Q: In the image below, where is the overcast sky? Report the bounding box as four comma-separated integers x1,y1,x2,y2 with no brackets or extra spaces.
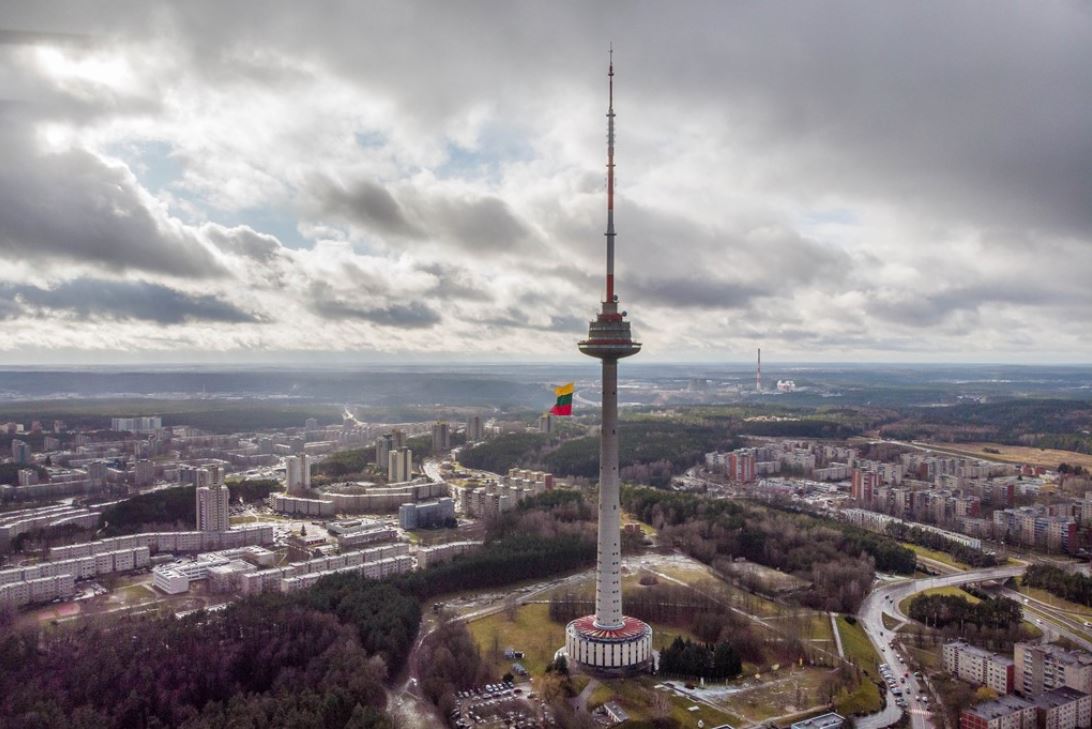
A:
1,1,1090,364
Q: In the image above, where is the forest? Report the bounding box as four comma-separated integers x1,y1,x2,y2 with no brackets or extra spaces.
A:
623,488,915,612
100,485,197,535
1022,563,1092,607
658,636,743,680
0,523,591,729
907,593,1023,630
884,522,1001,568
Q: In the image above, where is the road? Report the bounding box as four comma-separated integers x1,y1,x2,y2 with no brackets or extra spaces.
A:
856,565,1024,729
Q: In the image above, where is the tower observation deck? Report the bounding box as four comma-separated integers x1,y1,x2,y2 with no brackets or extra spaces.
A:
565,49,653,675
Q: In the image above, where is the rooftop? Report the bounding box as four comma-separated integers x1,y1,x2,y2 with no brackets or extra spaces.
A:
791,712,845,729
964,695,1035,720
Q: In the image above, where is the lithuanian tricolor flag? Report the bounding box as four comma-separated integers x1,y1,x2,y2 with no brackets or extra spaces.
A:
550,383,574,416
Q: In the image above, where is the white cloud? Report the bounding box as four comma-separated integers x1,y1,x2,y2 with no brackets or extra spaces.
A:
0,2,1090,362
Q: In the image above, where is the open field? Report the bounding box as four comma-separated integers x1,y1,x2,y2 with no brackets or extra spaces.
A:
468,602,565,677
717,667,833,722
591,675,742,728
904,543,970,571
836,617,880,680
922,441,1092,470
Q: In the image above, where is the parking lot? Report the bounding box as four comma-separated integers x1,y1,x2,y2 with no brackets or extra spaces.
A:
451,681,551,728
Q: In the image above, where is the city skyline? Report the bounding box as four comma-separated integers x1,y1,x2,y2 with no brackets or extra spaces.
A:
3,2,1092,364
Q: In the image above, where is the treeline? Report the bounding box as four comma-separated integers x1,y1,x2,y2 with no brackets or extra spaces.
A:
544,421,736,485
659,636,743,680
316,448,375,478
391,535,595,599
908,594,1022,631
0,594,393,729
1,522,597,727
417,620,491,717
623,488,915,612
1023,563,1092,607
884,522,1001,568
0,463,48,487
459,433,550,474
740,419,863,440
101,485,197,535
227,478,283,503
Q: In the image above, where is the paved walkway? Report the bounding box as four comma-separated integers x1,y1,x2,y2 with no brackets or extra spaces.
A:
829,612,845,658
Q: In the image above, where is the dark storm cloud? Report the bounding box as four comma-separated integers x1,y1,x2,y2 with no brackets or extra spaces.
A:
314,175,532,252
204,225,284,263
0,132,224,278
314,176,422,238
478,309,586,333
416,262,493,302
307,282,440,328
630,276,765,310
1,279,258,323
869,283,1092,328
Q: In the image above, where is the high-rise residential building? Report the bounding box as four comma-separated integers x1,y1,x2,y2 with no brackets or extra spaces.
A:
133,459,156,488
945,640,1015,694
284,455,311,495
1015,643,1092,697
304,417,319,430
431,421,450,453
466,415,484,442
196,480,230,532
11,439,30,465
110,416,163,433
388,447,412,483
1034,687,1092,729
538,414,553,434
391,428,406,450
961,695,1037,729
375,434,394,471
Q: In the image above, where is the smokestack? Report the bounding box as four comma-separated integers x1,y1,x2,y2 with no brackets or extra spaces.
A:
757,347,762,393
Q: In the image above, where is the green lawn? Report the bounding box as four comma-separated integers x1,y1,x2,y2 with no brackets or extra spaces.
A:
467,602,565,677
835,677,882,716
592,676,742,728
835,616,881,680
903,543,969,571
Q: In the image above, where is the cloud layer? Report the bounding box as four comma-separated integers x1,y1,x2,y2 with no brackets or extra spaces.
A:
0,2,1091,362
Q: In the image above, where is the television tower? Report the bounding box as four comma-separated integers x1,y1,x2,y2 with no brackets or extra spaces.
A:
565,48,653,674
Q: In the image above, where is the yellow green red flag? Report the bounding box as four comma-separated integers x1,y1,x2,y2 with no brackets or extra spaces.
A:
550,383,574,416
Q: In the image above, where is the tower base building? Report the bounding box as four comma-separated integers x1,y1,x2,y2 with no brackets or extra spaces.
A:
566,615,653,674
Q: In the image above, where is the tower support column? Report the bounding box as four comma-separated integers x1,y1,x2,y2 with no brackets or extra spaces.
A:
595,358,623,629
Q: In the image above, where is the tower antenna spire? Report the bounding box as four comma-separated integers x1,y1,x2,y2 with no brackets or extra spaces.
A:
605,44,616,304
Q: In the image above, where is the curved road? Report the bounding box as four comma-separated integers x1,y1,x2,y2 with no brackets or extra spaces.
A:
857,565,1024,729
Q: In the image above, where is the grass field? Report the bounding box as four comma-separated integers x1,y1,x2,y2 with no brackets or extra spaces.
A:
881,613,902,631
591,676,742,728
836,616,881,681
835,676,882,716
467,603,566,677
903,543,970,571
721,667,833,722
922,442,1092,471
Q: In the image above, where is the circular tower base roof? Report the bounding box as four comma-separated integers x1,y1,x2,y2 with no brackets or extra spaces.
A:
566,615,653,676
